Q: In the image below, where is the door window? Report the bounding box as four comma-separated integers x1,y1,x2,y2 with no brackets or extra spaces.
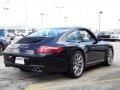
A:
66,30,83,42
80,31,95,42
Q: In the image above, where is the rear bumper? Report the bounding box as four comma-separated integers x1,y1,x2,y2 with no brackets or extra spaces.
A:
3,54,69,72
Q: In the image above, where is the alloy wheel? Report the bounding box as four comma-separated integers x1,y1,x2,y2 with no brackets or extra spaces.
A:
73,53,84,77
107,48,113,65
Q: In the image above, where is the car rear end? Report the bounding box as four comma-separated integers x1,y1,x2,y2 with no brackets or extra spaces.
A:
3,29,70,72
4,43,69,72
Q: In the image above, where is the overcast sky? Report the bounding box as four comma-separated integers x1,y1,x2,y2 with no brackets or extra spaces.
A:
0,0,120,31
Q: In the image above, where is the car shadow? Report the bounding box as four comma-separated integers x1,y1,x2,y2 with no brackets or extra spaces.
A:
85,63,107,72
17,63,109,83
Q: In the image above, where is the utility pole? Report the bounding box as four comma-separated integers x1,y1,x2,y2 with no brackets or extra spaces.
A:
55,6,64,25
98,11,103,32
25,0,28,27
40,13,44,29
64,16,68,26
3,0,10,29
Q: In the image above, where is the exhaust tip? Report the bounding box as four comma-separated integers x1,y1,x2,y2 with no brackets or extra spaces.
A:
32,66,42,72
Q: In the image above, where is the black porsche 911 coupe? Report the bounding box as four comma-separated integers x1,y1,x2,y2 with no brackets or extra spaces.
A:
3,27,114,78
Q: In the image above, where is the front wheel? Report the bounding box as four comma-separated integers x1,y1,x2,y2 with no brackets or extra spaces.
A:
66,51,84,78
104,48,114,66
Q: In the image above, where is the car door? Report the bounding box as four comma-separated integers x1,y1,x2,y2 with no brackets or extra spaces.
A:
79,30,106,65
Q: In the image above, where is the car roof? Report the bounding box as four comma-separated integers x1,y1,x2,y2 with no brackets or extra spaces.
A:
42,26,88,31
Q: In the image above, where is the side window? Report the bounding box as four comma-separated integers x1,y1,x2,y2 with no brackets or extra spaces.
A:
80,31,95,42
66,30,82,41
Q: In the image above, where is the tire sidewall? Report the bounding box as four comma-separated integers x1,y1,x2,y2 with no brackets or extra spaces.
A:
69,51,84,78
105,48,113,66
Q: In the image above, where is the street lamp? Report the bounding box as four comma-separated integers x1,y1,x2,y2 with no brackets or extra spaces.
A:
98,11,103,32
55,6,64,11
25,0,28,27
3,0,10,31
64,16,68,26
3,7,9,29
55,6,64,25
55,6,64,16
40,13,44,29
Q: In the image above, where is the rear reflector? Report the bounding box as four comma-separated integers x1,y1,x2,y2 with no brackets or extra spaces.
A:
35,46,64,53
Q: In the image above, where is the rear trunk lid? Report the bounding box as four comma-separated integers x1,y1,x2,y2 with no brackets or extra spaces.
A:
4,37,55,56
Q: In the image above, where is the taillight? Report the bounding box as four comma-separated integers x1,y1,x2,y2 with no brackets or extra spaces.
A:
35,46,64,53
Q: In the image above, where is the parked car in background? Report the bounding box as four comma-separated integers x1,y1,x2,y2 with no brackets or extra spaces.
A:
3,27,114,78
0,30,11,54
111,32,120,41
96,31,114,41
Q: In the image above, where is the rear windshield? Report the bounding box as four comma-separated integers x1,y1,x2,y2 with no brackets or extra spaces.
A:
27,28,68,37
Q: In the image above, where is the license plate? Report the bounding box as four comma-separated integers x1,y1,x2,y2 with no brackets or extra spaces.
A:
15,57,24,64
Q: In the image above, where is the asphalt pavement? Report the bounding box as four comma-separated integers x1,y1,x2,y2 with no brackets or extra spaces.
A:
0,42,120,90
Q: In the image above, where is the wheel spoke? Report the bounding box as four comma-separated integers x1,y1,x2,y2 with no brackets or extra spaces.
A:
76,66,81,74
78,57,83,64
74,68,78,75
73,65,77,70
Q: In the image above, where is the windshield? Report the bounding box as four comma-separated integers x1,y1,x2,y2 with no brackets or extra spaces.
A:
0,31,5,37
27,28,68,37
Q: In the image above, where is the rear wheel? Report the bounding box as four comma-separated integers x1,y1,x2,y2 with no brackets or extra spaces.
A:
66,51,84,78
104,48,113,66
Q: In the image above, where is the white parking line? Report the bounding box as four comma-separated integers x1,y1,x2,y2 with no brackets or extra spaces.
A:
25,77,120,90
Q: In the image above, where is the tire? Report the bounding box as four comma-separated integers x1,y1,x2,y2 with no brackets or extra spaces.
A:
0,44,4,55
104,48,114,66
65,51,85,78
